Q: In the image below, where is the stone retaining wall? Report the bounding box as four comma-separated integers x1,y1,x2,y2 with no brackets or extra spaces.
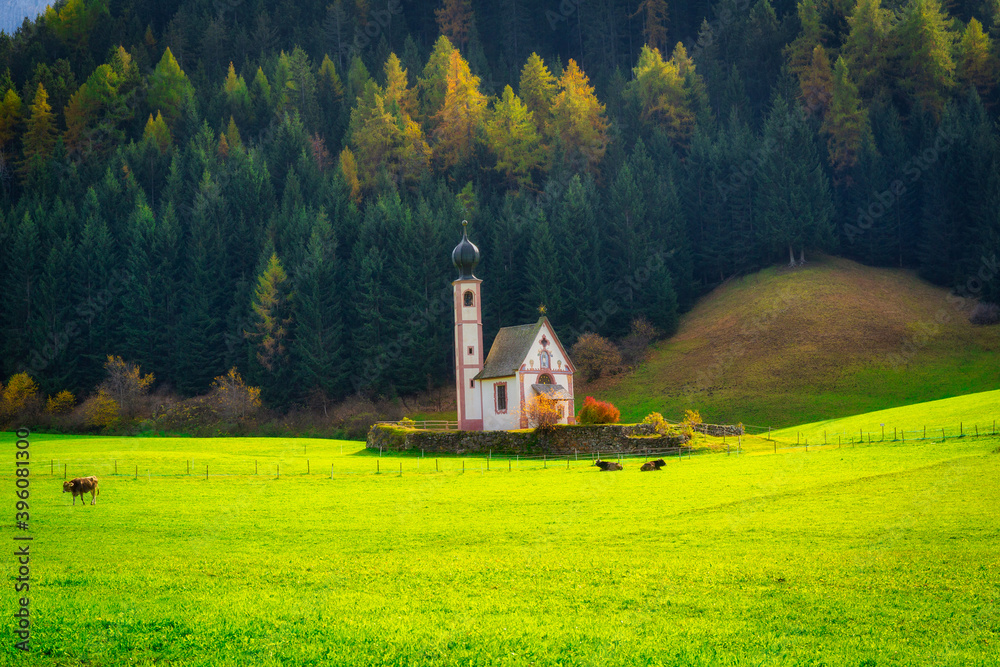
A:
367,422,690,456
693,423,744,437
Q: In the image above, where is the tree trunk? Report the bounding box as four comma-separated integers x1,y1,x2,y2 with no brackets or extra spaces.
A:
799,248,806,265
788,244,796,267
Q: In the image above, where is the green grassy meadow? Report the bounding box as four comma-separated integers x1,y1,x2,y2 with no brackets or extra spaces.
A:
2,430,999,665
771,388,1000,444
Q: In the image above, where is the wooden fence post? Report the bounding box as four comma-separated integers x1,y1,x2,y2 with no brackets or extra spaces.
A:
50,460,53,475
331,464,334,479
307,459,310,474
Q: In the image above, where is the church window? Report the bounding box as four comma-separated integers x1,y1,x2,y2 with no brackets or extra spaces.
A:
470,379,475,388
496,384,507,412
538,374,553,385
464,290,475,307
467,346,474,356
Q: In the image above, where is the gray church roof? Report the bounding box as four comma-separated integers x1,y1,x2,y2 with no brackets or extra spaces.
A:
473,318,546,381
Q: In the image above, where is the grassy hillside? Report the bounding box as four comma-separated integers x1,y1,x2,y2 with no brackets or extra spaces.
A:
581,256,1000,427
772,387,1000,444
2,431,998,665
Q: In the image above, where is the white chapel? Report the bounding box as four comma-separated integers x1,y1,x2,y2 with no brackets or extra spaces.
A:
451,221,576,431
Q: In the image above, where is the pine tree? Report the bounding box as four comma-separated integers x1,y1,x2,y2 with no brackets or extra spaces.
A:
484,85,546,187
292,212,347,404
526,210,564,321
755,96,836,265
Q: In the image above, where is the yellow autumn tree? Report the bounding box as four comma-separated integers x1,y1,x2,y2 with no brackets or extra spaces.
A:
484,85,546,187
0,88,21,150
221,61,252,124
348,79,431,189
18,84,57,183
435,0,474,51
433,49,488,170
46,390,76,415
799,44,834,116
525,393,560,431
626,45,694,148
383,52,418,119
211,367,262,421
247,254,293,372
0,373,41,420
821,56,874,178
142,111,172,153
339,146,362,202
549,59,609,173
956,18,997,101
318,53,344,104
100,355,154,419
633,0,669,52
417,36,457,127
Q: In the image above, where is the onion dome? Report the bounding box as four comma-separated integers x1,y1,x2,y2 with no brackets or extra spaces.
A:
451,220,480,279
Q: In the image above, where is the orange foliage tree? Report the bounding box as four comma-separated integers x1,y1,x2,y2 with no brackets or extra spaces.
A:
576,396,620,424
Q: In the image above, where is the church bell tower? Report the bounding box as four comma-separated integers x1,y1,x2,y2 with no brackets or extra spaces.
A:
452,220,484,431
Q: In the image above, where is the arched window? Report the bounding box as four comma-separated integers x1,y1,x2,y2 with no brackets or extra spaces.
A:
537,374,553,385
464,290,475,307
540,351,550,368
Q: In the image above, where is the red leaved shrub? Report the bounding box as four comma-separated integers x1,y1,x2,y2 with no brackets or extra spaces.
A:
576,396,620,424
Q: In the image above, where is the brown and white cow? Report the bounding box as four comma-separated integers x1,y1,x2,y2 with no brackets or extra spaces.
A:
63,476,100,505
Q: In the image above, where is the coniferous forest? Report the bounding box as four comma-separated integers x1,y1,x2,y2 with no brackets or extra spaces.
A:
1,0,999,422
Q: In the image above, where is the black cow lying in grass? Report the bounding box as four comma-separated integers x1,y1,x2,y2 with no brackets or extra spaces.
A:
640,459,667,471
594,459,623,471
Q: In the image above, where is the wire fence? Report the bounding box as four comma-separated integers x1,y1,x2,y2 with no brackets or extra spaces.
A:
766,420,1000,447
36,419,1000,482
